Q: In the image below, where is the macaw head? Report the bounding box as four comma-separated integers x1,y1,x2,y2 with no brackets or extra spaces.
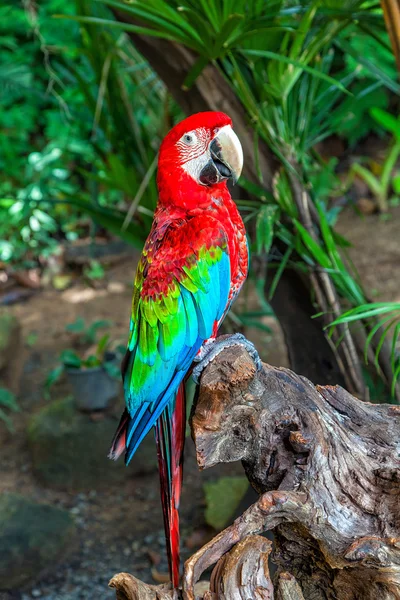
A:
157,112,243,208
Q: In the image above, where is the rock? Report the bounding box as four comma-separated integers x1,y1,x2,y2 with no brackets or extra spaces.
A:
0,311,22,394
352,173,370,200
356,197,377,215
27,397,157,491
0,493,76,590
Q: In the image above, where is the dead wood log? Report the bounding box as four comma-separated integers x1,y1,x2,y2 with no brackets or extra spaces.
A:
275,573,305,600
184,346,400,599
109,572,178,600
110,343,400,600
207,535,274,599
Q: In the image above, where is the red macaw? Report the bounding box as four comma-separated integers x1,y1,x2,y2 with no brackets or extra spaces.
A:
109,112,260,587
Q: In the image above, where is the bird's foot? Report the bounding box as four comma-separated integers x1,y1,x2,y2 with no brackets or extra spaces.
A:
192,333,262,384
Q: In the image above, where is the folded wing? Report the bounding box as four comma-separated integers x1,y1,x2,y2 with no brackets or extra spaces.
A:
121,216,231,464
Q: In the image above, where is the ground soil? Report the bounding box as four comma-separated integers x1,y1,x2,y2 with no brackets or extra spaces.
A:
0,206,398,600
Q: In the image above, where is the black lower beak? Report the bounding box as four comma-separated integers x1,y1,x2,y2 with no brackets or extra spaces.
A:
199,159,220,186
199,139,232,186
213,158,232,178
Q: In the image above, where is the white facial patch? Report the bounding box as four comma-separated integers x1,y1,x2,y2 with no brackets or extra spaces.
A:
182,151,211,183
176,127,210,183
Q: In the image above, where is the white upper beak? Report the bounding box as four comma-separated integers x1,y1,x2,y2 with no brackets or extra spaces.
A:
211,125,243,184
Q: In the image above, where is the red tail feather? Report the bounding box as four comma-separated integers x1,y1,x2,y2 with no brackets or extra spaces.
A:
155,383,186,588
108,409,128,460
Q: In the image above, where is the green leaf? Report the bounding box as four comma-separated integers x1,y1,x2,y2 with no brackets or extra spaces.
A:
66,317,86,334
182,55,210,91
293,220,331,269
45,365,64,391
84,260,105,280
374,319,397,371
60,349,82,369
352,163,382,198
94,0,202,43
0,388,19,412
370,108,400,140
364,316,394,363
96,333,110,358
86,320,112,344
82,355,101,368
393,174,400,195
54,15,188,45
391,322,400,371
336,38,400,96
242,49,351,95
239,177,275,203
26,332,38,348
213,13,244,54
204,476,249,530
256,205,279,255
316,201,336,256
238,318,272,333
380,142,400,208
329,303,400,326
46,198,147,248
289,3,317,61
391,361,400,398
268,244,293,300
333,231,352,249
103,361,121,380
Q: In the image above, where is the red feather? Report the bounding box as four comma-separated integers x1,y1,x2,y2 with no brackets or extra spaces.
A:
155,383,186,587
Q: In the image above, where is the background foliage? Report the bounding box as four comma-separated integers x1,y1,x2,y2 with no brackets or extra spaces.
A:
1,0,400,402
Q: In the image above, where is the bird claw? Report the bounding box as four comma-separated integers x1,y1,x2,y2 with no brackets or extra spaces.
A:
192,333,262,384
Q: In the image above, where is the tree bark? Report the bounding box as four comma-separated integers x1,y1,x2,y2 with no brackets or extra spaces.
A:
267,268,347,388
110,343,400,600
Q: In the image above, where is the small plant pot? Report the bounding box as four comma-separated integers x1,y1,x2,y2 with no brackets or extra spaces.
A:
66,359,120,412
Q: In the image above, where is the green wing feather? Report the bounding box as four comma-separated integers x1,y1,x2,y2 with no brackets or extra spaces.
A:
122,218,231,457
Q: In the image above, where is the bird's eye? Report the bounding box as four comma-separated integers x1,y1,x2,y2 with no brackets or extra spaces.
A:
182,131,197,146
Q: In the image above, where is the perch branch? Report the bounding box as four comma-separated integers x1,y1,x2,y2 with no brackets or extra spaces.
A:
275,573,305,600
109,573,178,600
208,535,274,599
110,342,400,599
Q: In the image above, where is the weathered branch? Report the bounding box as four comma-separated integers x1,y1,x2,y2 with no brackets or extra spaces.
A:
110,344,400,599
109,573,178,600
207,535,274,599
275,573,305,600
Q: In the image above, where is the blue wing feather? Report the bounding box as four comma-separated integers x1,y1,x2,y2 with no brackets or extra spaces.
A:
122,232,232,465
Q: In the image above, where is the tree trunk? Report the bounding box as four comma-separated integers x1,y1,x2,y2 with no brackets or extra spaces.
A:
267,268,346,388
110,343,400,600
